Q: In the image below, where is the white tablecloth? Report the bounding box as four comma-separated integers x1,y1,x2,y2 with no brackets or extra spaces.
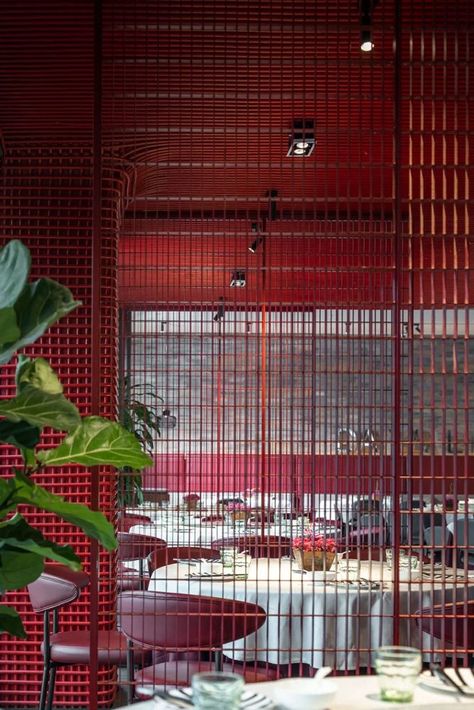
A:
119,674,474,709
147,558,474,670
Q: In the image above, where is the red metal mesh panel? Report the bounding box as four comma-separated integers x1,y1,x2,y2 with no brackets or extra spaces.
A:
0,0,472,704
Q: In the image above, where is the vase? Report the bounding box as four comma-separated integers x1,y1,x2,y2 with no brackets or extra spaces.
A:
293,548,335,572
231,510,247,522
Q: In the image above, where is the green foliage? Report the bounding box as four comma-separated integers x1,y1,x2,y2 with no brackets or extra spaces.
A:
0,240,153,637
118,381,162,507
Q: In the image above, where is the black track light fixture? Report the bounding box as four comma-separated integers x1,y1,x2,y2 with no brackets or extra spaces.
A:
359,0,378,52
213,296,225,321
287,119,316,157
230,270,246,287
249,222,264,253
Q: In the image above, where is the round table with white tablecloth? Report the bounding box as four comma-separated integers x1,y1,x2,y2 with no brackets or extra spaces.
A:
147,557,474,670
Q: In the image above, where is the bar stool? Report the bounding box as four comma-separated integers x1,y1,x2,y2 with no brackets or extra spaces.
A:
118,590,273,695
27,564,129,710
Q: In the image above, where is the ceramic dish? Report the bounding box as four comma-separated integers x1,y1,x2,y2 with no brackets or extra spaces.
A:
177,687,274,708
419,668,474,695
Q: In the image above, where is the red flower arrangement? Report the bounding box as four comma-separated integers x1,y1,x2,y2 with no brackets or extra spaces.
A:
226,502,248,512
292,534,337,553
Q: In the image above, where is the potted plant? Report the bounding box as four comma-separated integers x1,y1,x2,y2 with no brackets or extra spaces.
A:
117,379,162,507
0,240,152,638
292,533,337,571
183,493,200,512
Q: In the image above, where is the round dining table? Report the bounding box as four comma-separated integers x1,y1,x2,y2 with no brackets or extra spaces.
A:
147,557,474,670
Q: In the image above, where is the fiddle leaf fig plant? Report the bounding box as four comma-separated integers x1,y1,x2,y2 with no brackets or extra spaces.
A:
0,239,152,638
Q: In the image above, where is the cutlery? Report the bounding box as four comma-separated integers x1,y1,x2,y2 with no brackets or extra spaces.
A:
154,689,194,707
452,667,474,691
430,663,470,695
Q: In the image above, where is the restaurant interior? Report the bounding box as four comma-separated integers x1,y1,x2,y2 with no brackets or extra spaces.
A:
0,0,473,708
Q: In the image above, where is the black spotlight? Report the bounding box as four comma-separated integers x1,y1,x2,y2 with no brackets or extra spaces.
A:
230,270,246,287
359,0,378,52
213,297,224,321
249,223,264,253
287,119,315,157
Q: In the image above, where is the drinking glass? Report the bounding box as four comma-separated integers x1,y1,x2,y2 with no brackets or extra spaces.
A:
375,646,422,702
192,671,244,710
220,546,239,569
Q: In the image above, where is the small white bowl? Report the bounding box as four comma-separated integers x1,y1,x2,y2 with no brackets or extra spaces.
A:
277,678,338,710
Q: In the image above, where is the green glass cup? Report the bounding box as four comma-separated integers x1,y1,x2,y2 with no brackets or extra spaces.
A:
192,671,244,710
375,646,422,703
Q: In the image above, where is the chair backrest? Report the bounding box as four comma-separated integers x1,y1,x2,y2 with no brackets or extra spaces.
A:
118,513,153,532
117,532,166,562
27,564,89,613
118,591,266,651
211,535,292,558
416,600,474,648
341,547,386,561
148,546,220,574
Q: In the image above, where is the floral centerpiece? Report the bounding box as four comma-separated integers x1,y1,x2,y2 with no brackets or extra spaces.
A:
292,533,337,571
226,501,249,522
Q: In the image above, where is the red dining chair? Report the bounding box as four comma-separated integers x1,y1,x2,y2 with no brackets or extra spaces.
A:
147,546,220,575
27,564,129,710
211,535,292,559
117,532,167,591
118,591,272,695
415,600,474,664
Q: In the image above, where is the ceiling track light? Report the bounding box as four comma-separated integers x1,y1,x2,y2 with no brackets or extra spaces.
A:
359,0,378,52
230,270,246,288
249,222,264,253
213,297,224,321
287,119,315,157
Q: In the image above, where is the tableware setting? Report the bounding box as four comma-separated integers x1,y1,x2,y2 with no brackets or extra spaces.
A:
419,665,474,696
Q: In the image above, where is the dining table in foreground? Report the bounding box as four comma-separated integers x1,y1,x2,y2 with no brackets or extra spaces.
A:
119,674,474,709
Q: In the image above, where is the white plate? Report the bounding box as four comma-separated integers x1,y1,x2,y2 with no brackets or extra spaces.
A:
419,668,474,695
177,687,274,708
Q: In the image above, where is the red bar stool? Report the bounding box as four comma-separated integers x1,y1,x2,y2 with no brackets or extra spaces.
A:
27,564,129,710
118,591,272,695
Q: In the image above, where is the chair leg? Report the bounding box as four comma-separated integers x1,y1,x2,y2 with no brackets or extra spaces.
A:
126,639,135,705
38,659,51,710
45,665,57,710
214,650,223,672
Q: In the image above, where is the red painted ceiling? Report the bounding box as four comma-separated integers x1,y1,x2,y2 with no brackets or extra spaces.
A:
1,1,472,306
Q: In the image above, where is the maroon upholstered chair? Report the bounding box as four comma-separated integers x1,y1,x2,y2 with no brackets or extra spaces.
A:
211,535,292,559
118,591,271,694
118,512,153,532
27,564,129,710
117,532,166,591
415,600,474,663
147,546,220,575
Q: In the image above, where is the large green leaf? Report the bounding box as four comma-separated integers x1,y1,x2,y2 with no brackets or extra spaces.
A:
0,277,81,365
37,416,153,470
0,307,20,347
0,420,40,450
0,240,30,308
0,548,44,592
10,475,117,550
0,605,27,638
0,384,80,432
0,513,82,567
16,356,63,395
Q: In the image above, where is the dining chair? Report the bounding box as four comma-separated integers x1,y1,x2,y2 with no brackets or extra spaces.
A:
118,512,153,532
211,535,292,558
346,512,388,547
27,563,129,710
147,546,220,575
118,590,272,695
452,518,474,568
117,532,167,591
422,513,447,563
415,599,474,664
